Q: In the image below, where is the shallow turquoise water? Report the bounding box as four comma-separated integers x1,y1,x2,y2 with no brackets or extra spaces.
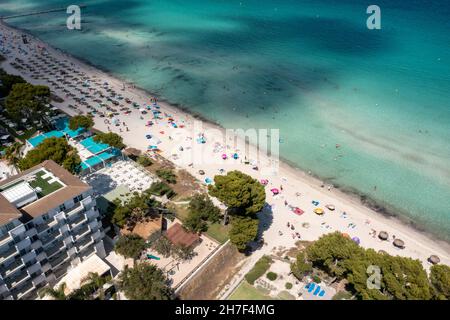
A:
1,0,450,240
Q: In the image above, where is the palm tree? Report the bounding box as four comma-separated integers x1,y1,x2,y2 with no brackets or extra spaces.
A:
79,272,112,300
3,142,22,167
38,283,68,300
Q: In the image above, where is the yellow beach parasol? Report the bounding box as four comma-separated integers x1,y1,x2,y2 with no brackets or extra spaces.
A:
314,208,324,215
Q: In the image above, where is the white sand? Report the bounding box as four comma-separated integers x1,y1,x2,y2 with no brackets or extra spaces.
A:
1,21,449,276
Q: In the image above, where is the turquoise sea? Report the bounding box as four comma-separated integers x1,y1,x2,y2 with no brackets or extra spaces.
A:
1,0,450,240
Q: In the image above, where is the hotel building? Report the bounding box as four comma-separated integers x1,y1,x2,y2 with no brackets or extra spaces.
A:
0,160,106,300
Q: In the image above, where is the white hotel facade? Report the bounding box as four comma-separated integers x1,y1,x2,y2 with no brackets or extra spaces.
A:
0,160,106,300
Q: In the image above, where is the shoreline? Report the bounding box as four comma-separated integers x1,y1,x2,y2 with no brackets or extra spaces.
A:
21,26,448,246
1,20,449,267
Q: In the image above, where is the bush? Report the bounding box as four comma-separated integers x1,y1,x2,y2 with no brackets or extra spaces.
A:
137,155,153,167
148,182,176,198
245,256,273,285
312,275,321,284
266,272,277,281
285,282,293,290
156,168,177,184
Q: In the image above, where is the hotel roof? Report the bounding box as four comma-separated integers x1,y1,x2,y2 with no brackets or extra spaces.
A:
0,160,91,225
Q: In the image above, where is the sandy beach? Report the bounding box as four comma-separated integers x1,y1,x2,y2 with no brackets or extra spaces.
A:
1,19,449,278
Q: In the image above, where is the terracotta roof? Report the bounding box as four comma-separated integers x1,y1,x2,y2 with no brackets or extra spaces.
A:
0,160,91,222
166,222,200,248
0,194,22,226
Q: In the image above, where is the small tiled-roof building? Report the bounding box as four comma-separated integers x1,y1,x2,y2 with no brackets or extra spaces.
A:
166,222,200,248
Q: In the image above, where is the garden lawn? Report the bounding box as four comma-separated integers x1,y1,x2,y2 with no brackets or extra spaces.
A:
228,282,274,300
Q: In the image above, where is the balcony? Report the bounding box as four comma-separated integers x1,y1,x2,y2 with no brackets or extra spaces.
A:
68,214,87,230
49,252,69,269
7,271,30,289
79,246,96,261
73,225,90,241
41,229,62,247
15,281,35,300
0,246,18,264
45,241,66,259
76,236,93,253
36,218,59,234
15,237,32,252
4,258,25,277
64,201,84,218
0,233,12,247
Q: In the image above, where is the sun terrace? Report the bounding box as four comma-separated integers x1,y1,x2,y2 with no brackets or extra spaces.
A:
0,168,65,209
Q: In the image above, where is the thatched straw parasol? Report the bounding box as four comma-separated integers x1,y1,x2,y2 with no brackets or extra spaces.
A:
378,231,389,241
428,255,440,265
393,239,405,248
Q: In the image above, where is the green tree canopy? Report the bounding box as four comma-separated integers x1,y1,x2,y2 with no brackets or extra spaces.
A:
19,137,81,174
118,264,173,300
229,215,259,251
0,69,25,97
304,232,434,300
291,251,313,279
430,264,450,300
184,211,207,233
111,192,160,228
114,234,146,260
188,194,221,223
5,83,50,122
94,132,125,149
208,170,266,216
69,115,94,131
184,194,221,233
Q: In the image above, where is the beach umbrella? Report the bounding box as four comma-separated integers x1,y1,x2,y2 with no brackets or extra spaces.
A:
293,207,304,215
393,239,405,248
260,179,269,186
222,154,228,160
352,237,360,245
198,170,205,175
428,255,440,265
233,153,239,159
378,231,389,241
205,177,212,184
314,208,324,215
325,204,335,211
342,233,351,238
270,188,280,195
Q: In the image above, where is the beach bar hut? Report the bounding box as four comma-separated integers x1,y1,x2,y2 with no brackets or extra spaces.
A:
393,239,405,249
378,231,389,241
428,255,440,265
